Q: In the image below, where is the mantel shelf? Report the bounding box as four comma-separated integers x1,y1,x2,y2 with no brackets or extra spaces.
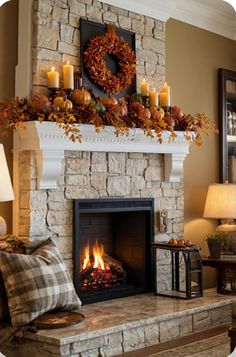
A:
13,122,193,189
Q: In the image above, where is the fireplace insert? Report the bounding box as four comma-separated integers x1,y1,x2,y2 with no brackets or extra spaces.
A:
73,198,154,304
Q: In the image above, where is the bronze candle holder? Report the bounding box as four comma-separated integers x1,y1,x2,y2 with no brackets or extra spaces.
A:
141,95,149,108
162,106,172,114
64,88,73,100
48,87,59,99
74,71,83,90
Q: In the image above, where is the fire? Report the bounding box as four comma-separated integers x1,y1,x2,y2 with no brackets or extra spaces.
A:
93,241,105,270
82,243,91,270
82,240,105,271
81,240,127,292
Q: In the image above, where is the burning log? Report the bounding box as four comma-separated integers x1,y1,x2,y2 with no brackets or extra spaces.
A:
80,240,127,292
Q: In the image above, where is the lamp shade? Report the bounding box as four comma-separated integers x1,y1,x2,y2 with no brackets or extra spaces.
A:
203,183,236,219
0,1,11,7
223,0,236,12
0,144,14,202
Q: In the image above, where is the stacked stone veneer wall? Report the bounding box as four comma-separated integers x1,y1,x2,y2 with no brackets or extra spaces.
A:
17,0,184,290
32,0,165,93
18,150,184,289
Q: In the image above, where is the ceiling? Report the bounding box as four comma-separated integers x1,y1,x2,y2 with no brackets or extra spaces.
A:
103,0,236,40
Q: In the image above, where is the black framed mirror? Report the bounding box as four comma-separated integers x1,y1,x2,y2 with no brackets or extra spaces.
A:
219,68,236,183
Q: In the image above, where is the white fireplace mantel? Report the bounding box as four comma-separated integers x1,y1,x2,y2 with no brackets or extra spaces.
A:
13,122,193,189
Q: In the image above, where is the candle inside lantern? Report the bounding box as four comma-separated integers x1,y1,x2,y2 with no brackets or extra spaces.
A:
47,67,59,88
63,61,74,89
140,79,149,96
149,88,158,107
160,82,171,107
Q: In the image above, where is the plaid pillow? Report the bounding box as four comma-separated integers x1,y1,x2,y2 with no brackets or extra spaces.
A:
0,273,9,322
0,238,81,326
0,235,26,322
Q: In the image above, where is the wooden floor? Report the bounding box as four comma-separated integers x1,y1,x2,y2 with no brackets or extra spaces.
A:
118,324,231,357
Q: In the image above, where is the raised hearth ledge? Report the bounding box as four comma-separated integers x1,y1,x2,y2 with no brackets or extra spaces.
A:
13,121,193,189
1,289,234,357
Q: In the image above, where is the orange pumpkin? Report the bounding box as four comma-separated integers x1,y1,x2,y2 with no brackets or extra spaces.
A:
72,88,91,107
53,97,73,111
29,94,51,113
99,97,118,108
138,107,151,119
129,102,144,114
107,103,128,117
166,116,175,128
168,238,178,245
150,106,165,121
119,103,128,117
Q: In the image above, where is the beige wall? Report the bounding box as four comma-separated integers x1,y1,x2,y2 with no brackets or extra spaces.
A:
166,19,236,287
0,0,18,233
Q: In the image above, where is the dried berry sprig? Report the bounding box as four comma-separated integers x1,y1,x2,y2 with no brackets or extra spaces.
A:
167,106,218,146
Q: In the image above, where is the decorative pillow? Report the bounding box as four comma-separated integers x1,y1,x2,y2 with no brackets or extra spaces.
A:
0,238,81,326
0,235,25,323
0,272,9,321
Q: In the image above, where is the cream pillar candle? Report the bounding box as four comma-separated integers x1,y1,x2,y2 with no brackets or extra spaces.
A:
149,88,158,107
140,79,149,96
160,82,171,107
47,67,59,88
63,61,74,89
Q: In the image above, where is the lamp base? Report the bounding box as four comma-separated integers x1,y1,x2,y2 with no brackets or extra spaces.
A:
0,216,7,236
216,220,236,253
216,223,236,232
216,219,236,233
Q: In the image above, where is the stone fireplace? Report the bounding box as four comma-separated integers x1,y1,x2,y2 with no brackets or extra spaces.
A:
2,2,235,356
12,0,191,301
13,121,191,299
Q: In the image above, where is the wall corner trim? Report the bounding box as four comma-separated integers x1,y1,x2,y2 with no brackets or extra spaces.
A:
15,0,33,97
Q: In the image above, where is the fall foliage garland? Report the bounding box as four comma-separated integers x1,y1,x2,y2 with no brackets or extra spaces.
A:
0,94,218,146
83,25,136,95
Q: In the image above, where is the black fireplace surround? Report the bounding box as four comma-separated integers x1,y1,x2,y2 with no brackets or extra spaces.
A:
73,198,154,304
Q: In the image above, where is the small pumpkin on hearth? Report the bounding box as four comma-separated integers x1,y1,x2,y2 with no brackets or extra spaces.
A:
72,88,91,107
53,97,73,112
168,237,178,245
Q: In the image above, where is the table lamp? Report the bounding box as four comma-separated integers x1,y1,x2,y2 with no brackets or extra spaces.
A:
223,1,236,12
0,144,14,235
203,182,236,232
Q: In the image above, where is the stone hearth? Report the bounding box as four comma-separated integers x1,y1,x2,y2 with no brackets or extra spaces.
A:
1,289,235,357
